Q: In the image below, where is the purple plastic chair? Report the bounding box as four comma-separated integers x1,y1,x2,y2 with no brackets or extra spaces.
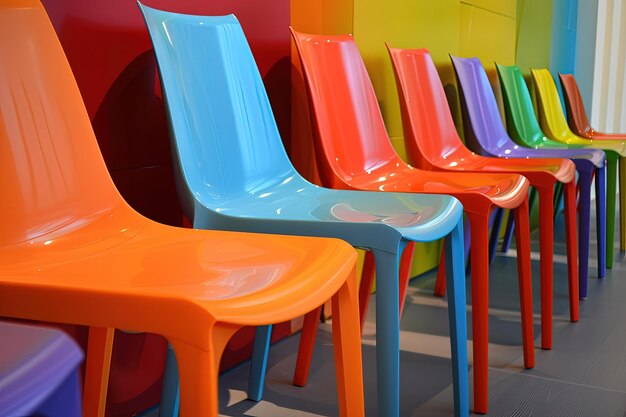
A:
450,55,607,298
0,321,83,417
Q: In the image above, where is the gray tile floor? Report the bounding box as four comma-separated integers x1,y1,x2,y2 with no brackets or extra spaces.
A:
214,212,626,416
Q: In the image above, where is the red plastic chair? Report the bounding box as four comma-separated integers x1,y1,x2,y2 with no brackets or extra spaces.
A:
292,29,535,414
0,2,364,416
386,47,579,351
559,73,626,252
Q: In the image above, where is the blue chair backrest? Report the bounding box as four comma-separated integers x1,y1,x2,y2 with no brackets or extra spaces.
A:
140,6,296,218
450,56,511,153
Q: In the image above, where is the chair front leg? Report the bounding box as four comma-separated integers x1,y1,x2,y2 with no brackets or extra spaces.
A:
445,217,470,417
171,324,239,417
331,265,365,417
373,244,405,417
536,184,555,350
83,327,115,417
595,163,607,278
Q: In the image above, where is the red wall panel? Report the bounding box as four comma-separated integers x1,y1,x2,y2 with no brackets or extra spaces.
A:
39,1,292,414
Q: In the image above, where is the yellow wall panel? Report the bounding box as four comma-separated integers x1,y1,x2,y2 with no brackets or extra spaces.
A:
353,0,460,141
516,0,553,74
459,3,516,125
461,0,516,18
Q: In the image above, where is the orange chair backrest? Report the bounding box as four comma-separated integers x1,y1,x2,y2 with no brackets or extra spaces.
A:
290,30,403,188
0,0,122,245
558,73,592,136
387,47,464,169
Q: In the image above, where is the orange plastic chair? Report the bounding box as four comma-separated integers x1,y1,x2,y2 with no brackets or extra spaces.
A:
0,2,364,417
292,29,535,414
387,47,579,352
531,68,626,269
559,73,626,253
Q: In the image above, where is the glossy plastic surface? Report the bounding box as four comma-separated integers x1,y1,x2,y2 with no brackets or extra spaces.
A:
449,55,583,325
388,48,576,184
292,29,537,415
559,73,626,141
497,64,608,287
0,321,83,417
389,46,578,390
530,69,626,156
139,6,468,417
559,73,626,253
532,68,625,266
496,65,605,167
0,2,364,416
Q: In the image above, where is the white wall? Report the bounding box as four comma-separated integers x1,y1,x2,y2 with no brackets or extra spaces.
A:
591,0,626,132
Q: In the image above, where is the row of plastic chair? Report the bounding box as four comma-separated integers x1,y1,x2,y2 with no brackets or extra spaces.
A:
0,2,367,417
1,2,622,417
0,2,466,417
141,4,614,415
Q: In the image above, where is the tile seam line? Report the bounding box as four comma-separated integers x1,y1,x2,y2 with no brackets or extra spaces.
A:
488,366,626,395
459,1,516,19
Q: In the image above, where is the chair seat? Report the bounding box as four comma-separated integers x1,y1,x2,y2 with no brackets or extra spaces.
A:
343,160,529,209
520,140,606,167
583,131,626,141
213,175,464,247
0,206,357,342
428,146,576,183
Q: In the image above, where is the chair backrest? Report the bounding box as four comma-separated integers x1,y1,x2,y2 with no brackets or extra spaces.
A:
290,30,404,186
530,68,573,141
496,64,547,147
387,47,465,168
558,73,592,136
0,0,122,246
450,56,511,155
140,5,296,219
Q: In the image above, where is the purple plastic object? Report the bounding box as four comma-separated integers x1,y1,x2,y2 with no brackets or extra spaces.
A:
450,55,607,297
0,321,83,417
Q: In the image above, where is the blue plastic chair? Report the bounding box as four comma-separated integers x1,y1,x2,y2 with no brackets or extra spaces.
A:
450,56,607,297
0,321,83,417
139,5,468,417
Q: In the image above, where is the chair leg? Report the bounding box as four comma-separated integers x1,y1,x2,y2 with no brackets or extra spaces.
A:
513,198,535,369
83,327,115,417
399,241,416,316
563,180,580,321
171,324,239,417
160,343,181,417
293,307,322,387
358,251,376,330
537,185,555,350
435,242,447,297
488,208,504,263
577,170,592,299
467,211,490,414
619,156,626,252
500,209,515,253
248,325,273,400
606,154,618,268
437,219,471,296
595,164,607,278
553,182,564,220
331,266,365,417
444,217,470,417
373,246,404,417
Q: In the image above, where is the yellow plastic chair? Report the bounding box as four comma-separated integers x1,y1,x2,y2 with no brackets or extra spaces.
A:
531,68,626,268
